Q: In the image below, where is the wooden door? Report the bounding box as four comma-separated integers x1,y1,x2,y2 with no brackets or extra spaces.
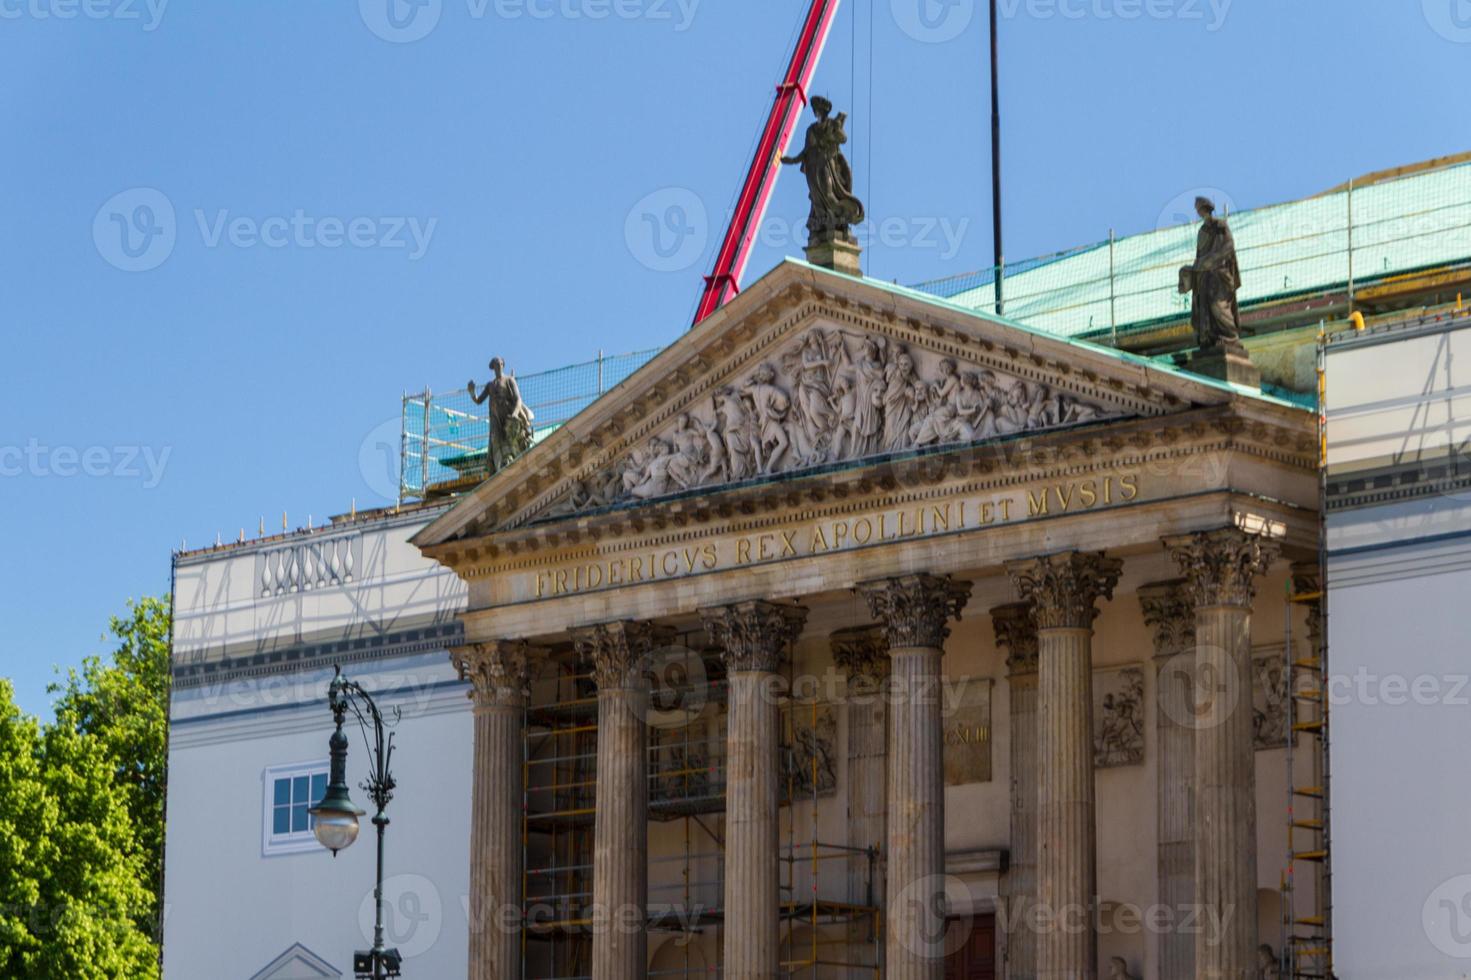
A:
943,914,997,980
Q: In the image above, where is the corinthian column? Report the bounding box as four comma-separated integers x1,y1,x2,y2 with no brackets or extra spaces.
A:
1138,582,1197,980
451,640,537,980
858,574,973,980
572,620,671,980
992,602,1039,980
1166,529,1280,980
831,624,891,970
700,601,808,980
1006,552,1122,980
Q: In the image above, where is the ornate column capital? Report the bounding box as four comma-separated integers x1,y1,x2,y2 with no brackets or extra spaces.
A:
1165,528,1281,610
829,625,890,684
990,602,1039,675
1005,551,1122,630
450,640,538,708
700,601,808,673
857,574,972,650
571,620,674,690
1138,580,1197,658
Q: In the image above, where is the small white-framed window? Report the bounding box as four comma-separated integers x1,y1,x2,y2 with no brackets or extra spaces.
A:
261,760,330,857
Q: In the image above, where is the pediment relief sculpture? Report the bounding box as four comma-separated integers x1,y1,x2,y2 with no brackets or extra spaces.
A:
555,326,1120,515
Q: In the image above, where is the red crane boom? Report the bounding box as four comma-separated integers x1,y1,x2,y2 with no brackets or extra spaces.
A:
692,0,844,326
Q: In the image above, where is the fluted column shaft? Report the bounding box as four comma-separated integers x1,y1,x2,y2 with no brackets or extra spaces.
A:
860,574,972,980
993,603,1039,980
833,626,891,971
452,641,536,980
1008,552,1122,980
1140,583,1198,980
574,621,669,980
1167,529,1280,980
701,601,808,980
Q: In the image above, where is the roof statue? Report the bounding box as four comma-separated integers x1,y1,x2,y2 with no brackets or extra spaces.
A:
782,96,865,275
1178,196,1261,387
468,357,535,475
1178,196,1243,352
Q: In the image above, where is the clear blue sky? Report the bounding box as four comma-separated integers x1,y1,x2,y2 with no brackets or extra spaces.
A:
1,0,1465,717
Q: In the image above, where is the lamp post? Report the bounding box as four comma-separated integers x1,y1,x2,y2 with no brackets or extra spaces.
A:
309,665,404,980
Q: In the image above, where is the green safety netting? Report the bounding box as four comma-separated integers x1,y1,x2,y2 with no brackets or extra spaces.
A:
913,161,1471,340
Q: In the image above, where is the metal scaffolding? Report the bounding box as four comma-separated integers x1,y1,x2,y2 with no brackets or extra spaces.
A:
519,641,882,979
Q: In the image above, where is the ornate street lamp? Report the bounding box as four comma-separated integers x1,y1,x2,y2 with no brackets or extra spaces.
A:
309,666,403,980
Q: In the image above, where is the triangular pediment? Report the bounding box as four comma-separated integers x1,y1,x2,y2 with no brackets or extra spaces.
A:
248,943,340,980
415,260,1243,548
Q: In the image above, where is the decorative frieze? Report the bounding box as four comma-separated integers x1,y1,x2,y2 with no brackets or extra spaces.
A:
450,640,537,708
572,620,674,689
1165,527,1281,609
700,600,808,673
560,326,1118,513
1093,666,1146,768
990,602,1039,675
857,574,973,649
1005,551,1123,629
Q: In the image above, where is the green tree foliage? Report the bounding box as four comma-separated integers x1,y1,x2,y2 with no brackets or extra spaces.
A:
50,596,170,940
0,679,159,979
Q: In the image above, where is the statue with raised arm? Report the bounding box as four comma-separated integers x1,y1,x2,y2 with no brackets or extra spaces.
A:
1178,196,1244,351
781,96,866,246
468,357,535,474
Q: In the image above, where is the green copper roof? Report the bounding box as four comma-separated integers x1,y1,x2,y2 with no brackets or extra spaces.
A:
911,160,1471,340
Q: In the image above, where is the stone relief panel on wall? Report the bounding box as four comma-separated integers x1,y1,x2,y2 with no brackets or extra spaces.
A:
781,703,839,799
561,326,1118,512
1094,666,1146,768
943,677,993,786
1253,654,1289,750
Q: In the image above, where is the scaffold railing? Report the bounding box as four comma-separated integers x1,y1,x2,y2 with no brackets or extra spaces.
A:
911,160,1471,345
400,347,661,501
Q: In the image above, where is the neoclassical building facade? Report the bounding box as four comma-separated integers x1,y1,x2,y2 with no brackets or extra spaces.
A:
415,259,1320,979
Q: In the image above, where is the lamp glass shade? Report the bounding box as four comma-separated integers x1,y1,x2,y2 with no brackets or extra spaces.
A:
309,791,364,854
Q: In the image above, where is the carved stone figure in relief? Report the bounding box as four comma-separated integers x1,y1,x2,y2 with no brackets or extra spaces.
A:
743,364,795,474
882,350,921,451
560,328,1120,514
714,386,756,482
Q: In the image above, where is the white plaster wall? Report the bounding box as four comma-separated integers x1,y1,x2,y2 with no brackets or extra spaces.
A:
161,654,473,980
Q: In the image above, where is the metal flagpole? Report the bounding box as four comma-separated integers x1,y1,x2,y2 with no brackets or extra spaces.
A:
990,0,1004,317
